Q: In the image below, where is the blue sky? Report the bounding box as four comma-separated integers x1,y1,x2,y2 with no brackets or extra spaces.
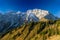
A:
0,0,60,17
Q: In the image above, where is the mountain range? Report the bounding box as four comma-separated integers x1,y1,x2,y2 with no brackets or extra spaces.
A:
0,9,59,40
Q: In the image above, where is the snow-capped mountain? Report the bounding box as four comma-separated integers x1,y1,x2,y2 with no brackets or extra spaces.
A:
26,9,57,21
0,9,57,34
26,9,49,20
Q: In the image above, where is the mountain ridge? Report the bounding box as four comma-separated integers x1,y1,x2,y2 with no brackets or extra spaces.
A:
0,9,59,40
0,9,58,33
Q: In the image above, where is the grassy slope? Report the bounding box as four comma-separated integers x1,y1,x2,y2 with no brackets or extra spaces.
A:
0,19,60,40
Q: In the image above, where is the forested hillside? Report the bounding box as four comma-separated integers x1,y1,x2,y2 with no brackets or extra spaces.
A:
0,19,60,40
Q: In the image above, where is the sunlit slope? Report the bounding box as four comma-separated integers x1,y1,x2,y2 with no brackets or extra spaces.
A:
0,19,60,40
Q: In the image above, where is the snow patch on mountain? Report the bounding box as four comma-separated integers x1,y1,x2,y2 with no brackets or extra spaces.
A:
26,9,49,20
